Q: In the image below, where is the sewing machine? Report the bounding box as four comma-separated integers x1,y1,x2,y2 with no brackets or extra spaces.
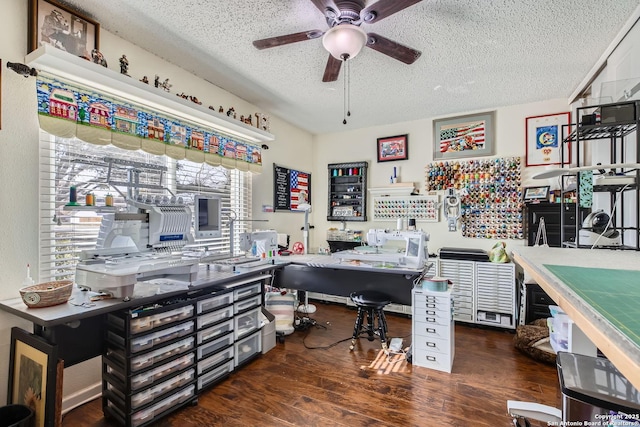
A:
75,198,199,298
239,230,279,258
332,229,429,269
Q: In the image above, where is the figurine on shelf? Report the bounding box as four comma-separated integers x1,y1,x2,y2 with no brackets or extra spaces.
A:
226,107,235,117
154,75,160,88
189,96,202,105
91,49,107,67
6,62,38,78
244,116,253,125
208,105,216,111
119,55,129,76
161,78,172,92
177,92,188,99
140,76,149,84
218,106,224,113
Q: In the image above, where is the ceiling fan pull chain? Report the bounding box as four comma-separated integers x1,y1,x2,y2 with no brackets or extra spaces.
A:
343,58,348,124
347,58,351,118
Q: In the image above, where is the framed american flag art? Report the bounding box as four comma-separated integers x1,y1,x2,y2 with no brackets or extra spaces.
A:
433,111,495,160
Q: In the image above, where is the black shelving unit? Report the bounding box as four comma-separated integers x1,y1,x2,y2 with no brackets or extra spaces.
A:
327,161,368,222
523,202,589,247
561,100,640,250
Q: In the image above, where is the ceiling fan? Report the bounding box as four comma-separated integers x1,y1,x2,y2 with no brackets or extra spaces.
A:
252,0,423,82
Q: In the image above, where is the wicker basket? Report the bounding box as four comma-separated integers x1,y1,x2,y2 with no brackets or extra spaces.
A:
19,280,73,308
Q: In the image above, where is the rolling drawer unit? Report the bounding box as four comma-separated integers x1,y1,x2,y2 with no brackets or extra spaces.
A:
103,299,197,427
438,259,474,323
194,289,235,392
232,281,263,368
412,287,454,373
475,262,516,329
437,259,517,329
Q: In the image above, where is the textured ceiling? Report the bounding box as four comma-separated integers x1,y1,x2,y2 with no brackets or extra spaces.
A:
58,0,640,135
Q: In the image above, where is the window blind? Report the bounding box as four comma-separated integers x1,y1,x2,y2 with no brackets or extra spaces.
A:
38,131,252,282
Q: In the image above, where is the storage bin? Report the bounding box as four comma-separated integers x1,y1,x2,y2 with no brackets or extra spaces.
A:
0,404,34,427
197,292,233,314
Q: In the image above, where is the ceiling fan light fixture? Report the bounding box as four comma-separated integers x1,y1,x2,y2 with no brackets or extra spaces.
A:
322,24,367,60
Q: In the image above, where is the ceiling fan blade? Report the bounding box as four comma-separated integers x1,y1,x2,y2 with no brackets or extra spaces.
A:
253,30,324,50
361,0,423,24
366,33,421,64
309,0,339,15
322,54,342,82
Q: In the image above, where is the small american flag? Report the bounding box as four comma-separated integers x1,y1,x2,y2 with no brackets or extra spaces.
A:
290,170,309,210
440,120,485,153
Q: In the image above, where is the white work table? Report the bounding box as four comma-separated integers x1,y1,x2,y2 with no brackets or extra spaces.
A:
511,246,640,391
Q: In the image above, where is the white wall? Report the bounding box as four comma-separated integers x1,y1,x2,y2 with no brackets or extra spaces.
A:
0,0,312,406
310,98,569,253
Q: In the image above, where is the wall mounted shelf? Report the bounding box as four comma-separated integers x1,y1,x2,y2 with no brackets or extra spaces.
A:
368,182,416,197
25,45,274,144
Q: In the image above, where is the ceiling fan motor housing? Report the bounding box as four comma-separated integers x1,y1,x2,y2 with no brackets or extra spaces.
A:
326,0,367,26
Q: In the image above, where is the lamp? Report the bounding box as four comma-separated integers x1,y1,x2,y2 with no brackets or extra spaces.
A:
322,24,367,125
322,24,368,60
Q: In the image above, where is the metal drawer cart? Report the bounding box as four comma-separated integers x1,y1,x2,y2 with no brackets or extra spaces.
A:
411,287,454,373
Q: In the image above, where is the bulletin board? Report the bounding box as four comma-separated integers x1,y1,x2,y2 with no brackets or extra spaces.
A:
273,164,312,212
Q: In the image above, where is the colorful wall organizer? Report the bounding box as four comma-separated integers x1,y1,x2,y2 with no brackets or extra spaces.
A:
425,157,523,239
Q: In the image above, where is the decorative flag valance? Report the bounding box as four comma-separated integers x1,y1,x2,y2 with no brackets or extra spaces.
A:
36,75,263,173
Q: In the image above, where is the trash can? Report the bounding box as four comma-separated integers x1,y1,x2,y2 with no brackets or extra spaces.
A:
0,404,34,427
557,351,640,423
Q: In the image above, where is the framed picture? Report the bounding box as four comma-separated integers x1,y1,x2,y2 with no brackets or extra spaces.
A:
377,134,408,162
434,111,495,160
525,112,571,166
28,0,100,58
523,186,550,202
8,327,62,427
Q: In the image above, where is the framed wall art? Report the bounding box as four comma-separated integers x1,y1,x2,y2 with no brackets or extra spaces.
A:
377,134,408,162
434,111,495,160
8,327,62,427
28,0,100,58
525,112,571,166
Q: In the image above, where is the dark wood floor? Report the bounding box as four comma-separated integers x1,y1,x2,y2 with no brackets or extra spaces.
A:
63,302,560,427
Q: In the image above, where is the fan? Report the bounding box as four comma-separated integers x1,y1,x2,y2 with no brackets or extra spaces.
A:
252,0,423,82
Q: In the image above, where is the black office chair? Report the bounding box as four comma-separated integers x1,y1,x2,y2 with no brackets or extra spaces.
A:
349,290,391,352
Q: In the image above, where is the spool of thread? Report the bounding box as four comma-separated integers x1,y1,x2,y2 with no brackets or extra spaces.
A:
69,186,77,204
85,193,94,206
105,194,113,207
408,218,416,230
396,218,403,230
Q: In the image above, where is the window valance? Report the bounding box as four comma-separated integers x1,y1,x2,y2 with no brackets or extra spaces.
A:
28,46,274,173
36,76,262,173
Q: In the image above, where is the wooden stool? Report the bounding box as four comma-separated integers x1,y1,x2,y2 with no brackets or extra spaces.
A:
349,290,391,353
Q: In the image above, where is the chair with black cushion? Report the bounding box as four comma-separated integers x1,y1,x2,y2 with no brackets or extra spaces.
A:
349,290,391,353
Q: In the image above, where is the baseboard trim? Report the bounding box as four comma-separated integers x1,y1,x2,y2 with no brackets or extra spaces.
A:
62,383,102,415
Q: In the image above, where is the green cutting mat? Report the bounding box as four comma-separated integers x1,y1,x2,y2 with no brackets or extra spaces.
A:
544,264,640,348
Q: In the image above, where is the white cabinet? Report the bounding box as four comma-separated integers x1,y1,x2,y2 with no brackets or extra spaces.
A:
412,287,454,373
438,259,516,329
475,263,516,328
438,259,474,323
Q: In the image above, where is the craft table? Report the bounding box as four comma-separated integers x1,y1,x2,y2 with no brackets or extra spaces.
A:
511,246,640,391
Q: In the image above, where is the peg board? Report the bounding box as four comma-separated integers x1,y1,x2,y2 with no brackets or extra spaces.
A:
425,156,523,239
373,195,439,222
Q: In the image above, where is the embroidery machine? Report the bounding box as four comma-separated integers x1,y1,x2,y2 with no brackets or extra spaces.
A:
74,159,201,298
74,196,199,298
332,228,429,270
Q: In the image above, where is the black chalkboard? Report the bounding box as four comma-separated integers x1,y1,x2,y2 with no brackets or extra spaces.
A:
273,164,311,212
